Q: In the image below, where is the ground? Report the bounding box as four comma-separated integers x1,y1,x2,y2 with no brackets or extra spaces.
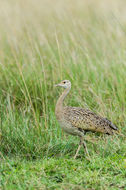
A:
1,135,126,189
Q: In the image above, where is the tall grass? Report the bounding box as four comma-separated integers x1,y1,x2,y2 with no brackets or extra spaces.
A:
0,0,126,158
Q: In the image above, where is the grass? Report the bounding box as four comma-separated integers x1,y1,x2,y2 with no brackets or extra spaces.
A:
1,156,126,189
0,0,126,189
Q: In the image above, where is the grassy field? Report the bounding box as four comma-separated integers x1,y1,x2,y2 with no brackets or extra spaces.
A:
0,0,126,189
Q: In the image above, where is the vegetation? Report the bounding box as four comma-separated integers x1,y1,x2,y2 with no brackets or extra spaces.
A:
0,0,126,189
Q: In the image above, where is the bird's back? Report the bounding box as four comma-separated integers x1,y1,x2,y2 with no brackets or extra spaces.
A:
63,106,118,135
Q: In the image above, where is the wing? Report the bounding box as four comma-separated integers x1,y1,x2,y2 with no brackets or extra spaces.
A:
63,106,118,134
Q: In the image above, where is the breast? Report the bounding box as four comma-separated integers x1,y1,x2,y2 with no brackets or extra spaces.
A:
55,106,85,136
57,118,84,137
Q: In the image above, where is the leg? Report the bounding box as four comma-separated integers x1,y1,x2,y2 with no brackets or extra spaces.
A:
83,141,90,158
74,136,90,159
74,138,83,159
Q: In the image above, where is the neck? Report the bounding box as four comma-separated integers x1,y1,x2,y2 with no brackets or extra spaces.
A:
55,87,71,113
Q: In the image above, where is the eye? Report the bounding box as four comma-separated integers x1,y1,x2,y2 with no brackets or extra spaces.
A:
63,81,66,84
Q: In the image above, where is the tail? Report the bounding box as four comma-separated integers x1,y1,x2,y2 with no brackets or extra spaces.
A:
105,118,118,131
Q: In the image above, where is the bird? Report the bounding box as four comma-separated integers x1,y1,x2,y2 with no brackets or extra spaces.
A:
55,80,118,159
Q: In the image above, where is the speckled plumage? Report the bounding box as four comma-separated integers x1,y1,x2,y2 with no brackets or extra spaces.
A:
55,80,118,158
63,106,117,135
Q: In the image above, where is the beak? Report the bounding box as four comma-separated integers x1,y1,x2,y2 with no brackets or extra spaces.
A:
54,83,59,87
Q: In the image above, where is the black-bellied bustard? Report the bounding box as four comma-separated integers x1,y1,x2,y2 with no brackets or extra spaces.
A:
55,80,118,159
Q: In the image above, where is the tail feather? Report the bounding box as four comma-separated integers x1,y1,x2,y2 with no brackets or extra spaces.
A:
105,118,118,131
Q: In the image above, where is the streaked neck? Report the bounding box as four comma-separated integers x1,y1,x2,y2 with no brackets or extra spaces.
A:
56,87,71,112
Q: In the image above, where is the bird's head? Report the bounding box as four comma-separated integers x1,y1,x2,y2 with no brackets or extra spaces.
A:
55,80,71,89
